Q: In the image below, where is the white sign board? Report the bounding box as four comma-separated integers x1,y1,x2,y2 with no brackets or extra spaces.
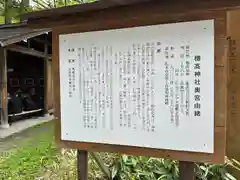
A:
59,20,214,153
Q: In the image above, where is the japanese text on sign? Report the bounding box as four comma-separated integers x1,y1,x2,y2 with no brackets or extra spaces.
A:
59,20,214,153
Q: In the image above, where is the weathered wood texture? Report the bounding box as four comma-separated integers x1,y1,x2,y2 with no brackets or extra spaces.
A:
52,5,228,163
44,43,48,113
6,44,48,58
46,60,54,111
226,9,240,178
179,161,196,180
24,0,240,29
0,48,8,126
44,42,54,112
77,150,88,180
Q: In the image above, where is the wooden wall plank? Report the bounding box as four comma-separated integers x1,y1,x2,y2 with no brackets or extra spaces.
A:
226,9,240,178
226,9,240,159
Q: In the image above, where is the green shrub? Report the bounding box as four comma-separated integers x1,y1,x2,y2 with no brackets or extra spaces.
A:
111,155,240,180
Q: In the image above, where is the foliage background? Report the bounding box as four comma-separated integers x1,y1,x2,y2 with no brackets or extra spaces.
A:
0,0,95,24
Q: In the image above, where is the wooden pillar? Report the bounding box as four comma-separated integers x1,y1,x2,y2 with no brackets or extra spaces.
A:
48,60,54,110
0,47,9,128
226,9,240,179
44,42,48,113
179,161,195,180
77,150,88,180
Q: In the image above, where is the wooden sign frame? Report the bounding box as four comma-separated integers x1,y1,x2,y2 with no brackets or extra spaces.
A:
52,8,228,164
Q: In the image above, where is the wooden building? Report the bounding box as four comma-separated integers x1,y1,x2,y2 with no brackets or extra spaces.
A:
0,23,53,128
22,0,240,177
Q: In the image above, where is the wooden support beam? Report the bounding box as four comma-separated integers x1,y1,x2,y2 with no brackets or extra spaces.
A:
44,42,48,113
7,44,51,59
0,47,9,128
179,161,195,180
32,37,52,46
77,150,88,180
27,39,31,48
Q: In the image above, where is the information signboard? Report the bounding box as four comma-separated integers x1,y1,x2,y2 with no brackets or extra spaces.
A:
59,20,215,153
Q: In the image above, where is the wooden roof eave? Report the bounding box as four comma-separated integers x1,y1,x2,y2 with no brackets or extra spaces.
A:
23,0,240,29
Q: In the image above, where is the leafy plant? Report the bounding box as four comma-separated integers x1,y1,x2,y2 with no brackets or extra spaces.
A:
2,121,238,180
111,155,240,180
0,0,97,24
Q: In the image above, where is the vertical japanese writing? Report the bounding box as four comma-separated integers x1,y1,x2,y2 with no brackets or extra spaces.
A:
193,55,201,117
113,42,156,132
60,20,215,153
67,48,76,99
169,65,174,123
109,46,114,130
175,68,179,127
183,45,190,116
86,48,91,128
101,47,106,128
72,35,202,132
185,45,190,117
137,43,141,129
119,50,124,127
185,81,189,116
164,62,169,105
162,42,170,105
78,48,83,103
180,61,185,114
68,64,72,98
127,48,132,129
132,44,137,130
93,46,98,129
82,48,86,128
151,42,155,132
163,44,192,124
147,44,151,132
141,44,146,131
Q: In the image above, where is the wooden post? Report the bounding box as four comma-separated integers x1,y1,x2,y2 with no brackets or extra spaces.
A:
77,150,88,180
179,161,195,180
44,41,48,113
0,47,9,128
27,39,31,48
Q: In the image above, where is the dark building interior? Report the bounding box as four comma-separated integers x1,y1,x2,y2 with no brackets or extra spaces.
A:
6,32,52,120
7,52,44,110
7,52,44,96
